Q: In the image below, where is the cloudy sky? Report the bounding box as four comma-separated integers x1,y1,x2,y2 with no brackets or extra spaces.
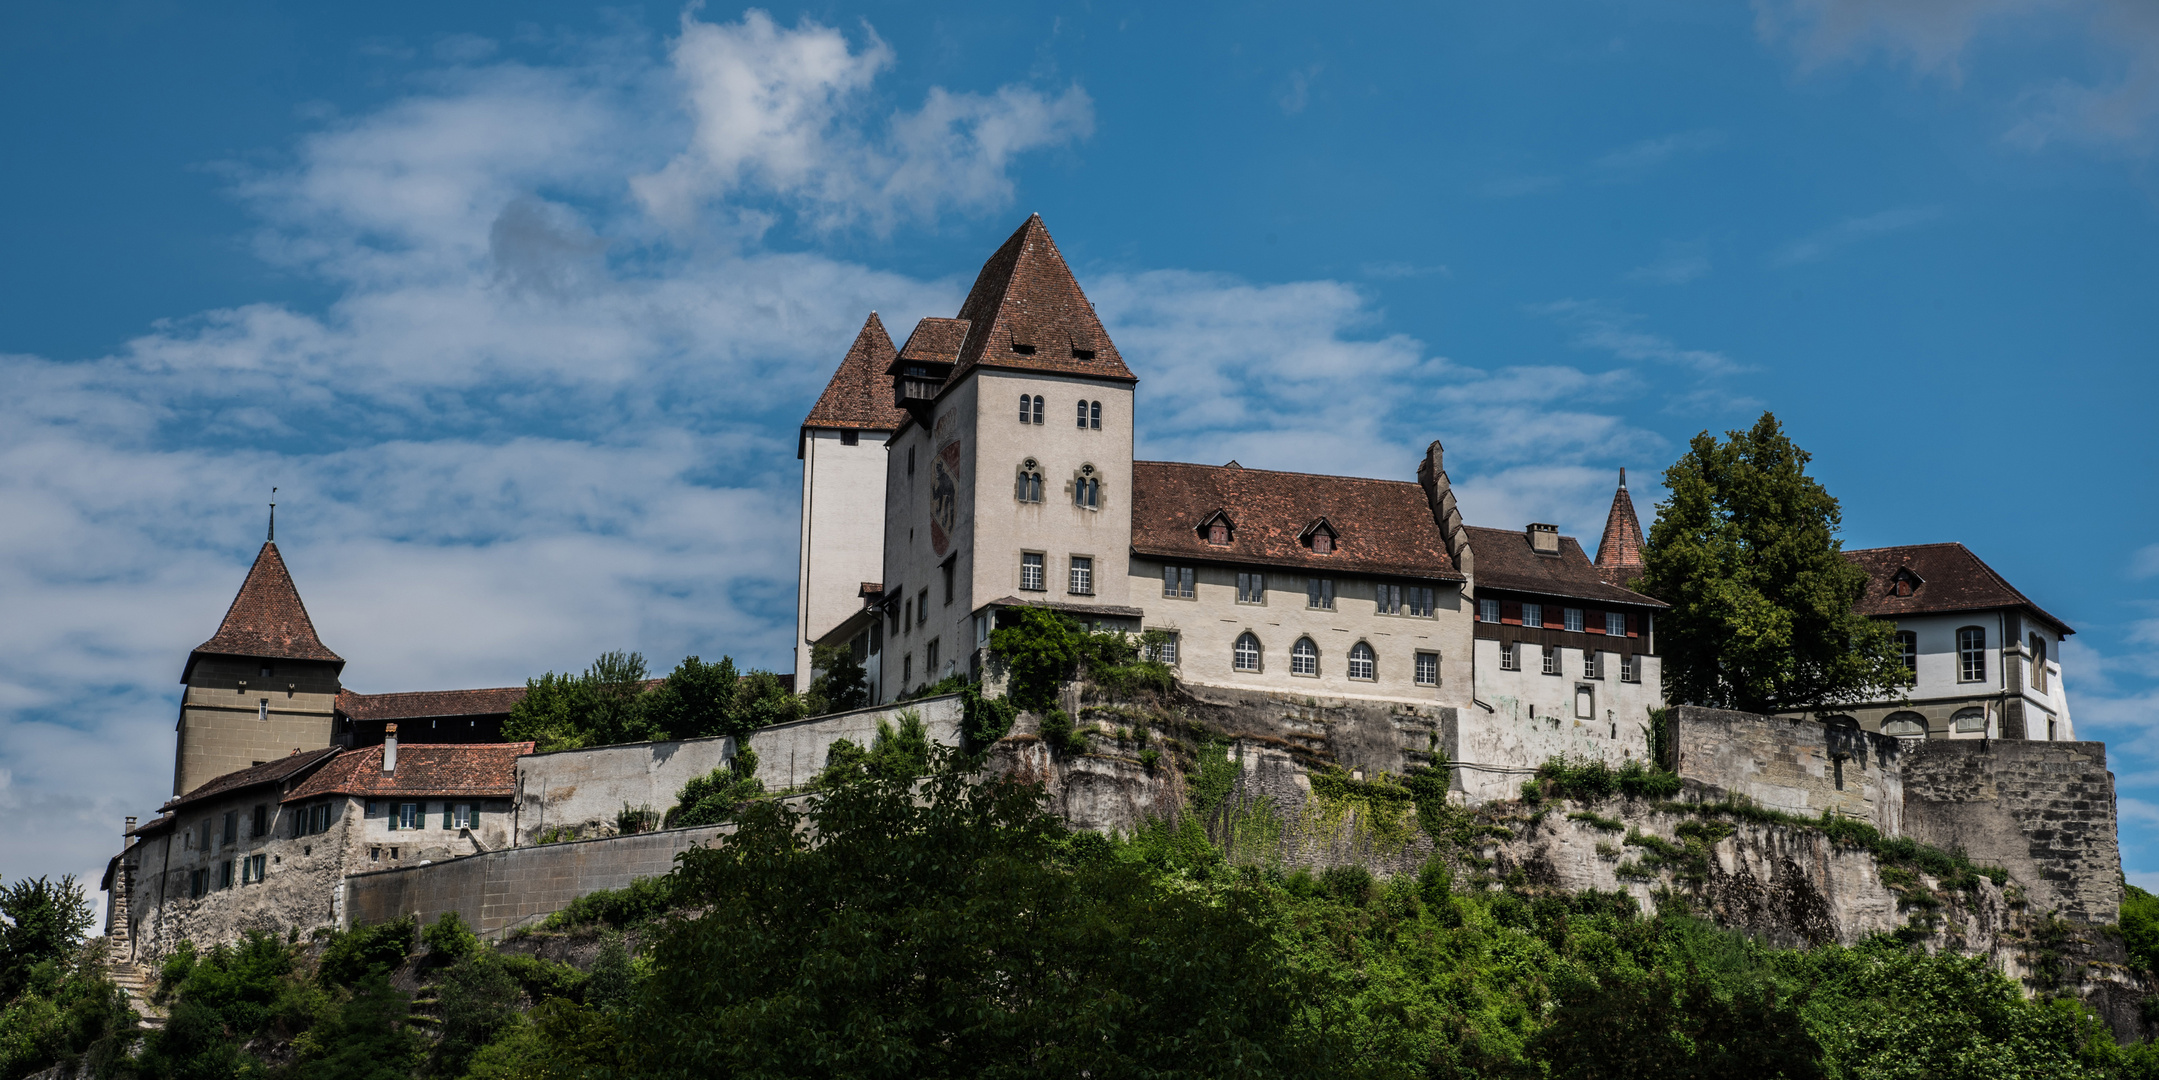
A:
4,1,2157,906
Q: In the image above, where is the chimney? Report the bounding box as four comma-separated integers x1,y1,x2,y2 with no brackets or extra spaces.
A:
1528,523,1560,555
125,815,136,847
383,724,398,775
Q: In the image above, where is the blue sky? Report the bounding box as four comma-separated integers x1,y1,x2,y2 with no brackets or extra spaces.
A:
4,1,2157,908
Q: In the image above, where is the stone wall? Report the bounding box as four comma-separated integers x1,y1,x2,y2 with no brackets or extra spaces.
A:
1670,706,1904,835
1901,739,2120,922
512,695,963,845
1442,698,1649,803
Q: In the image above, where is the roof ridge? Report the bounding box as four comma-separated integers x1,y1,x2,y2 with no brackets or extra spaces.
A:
1133,459,1423,487
801,312,907,434
948,215,1135,383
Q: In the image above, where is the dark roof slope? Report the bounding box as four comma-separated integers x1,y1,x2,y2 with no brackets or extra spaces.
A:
1465,525,1666,608
283,742,533,802
187,542,343,678
1593,471,1644,584
337,687,527,722
801,312,908,436
949,215,1135,383
163,747,342,812
1131,461,1464,580
1845,543,2072,635
897,317,971,364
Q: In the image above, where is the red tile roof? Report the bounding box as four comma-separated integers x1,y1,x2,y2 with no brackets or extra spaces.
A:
162,747,343,812
1593,470,1644,585
948,215,1136,385
897,317,971,365
1465,525,1666,608
336,686,528,721
187,542,343,678
283,742,533,802
1130,461,1465,581
1845,543,2072,635
801,312,908,437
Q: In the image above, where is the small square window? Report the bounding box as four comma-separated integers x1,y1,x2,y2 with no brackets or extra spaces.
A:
1377,584,1401,615
1162,565,1194,599
1480,598,1500,623
1584,651,1602,680
1500,641,1519,671
1541,645,1560,676
1564,608,1583,633
1522,603,1543,629
1150,631,1180,666
840,429,859,446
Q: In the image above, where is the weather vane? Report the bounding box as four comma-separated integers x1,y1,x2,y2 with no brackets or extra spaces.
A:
268,487,278,542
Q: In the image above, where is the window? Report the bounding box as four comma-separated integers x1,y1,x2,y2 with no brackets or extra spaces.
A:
1895,631,1918,682
258,698,268,721
1237,572,1266,604
252,804,268,837
1953,707,1987,733
1882,712,1928,738
1481,598,1501,623
927,638,940,675
907,446,915,475
1074,468,1100,510
218,860,234,889
1077,399,1089,428
1584,650,1602,680
917,588,928,626
222,811,238,846
1069,556,1094,595
1377,583,1401,615
1407,586,1435,618
903,597,913,631
397,803,421,830
1957,627,1987,682
1162,565,1195,599
1020,394,1034,423
1312,532,1333,554
1620,653,1640,683
1234,633,1262,672
1090,401,1102,429
1500,641,1520,671
1521,602,1543,629
942,562,954,606
1021,552,1045,591
1574,685,1594,720
2030,634,2048,692
189,869,206,898
448,804,475,829
1306,578,1334,610
1291,638,1319,677
1606,611,1626,636
1564,608,1583,633
903,653,913,685
1542,645,1560,676
1150,632,1180,665
840,429,859,446
241,854,266,884
1348,642,1376,681
1207,521,1230,545
1016,460,1043,502
1415,652,1439,687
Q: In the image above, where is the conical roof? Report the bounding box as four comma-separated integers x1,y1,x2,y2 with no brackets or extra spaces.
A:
802,312,908,434
950,215,1135,383
1593,470,1644,583
186,542,343,679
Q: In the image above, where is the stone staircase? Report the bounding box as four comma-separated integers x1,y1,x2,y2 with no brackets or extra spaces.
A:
106,817,165,1029
106,959,165,1029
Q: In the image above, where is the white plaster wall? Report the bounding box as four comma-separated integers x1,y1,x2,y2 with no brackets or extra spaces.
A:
970,370,1136,618
797,427,892,677
1471,638,1664,735
1130,556,1473,708
879,376,983,699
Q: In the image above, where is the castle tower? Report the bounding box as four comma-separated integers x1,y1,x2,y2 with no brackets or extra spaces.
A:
173,540,344,794
877,214,1139,698
1593,469,1644,585
797,313,908,684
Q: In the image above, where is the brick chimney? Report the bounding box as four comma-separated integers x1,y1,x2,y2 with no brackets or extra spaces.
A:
383,723,398,775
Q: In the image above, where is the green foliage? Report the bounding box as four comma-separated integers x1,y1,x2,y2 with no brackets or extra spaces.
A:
505,651,801,751
293,975,421,1080
988,605,1084,713
432,951,519,1078
536,876,678,933
1639,412,1909,713
803,642,871,716
0,943,134,1080
2124,884,2159,974
615,802,659,835
0,876,94,1001
816,711,933,787
1567,810,1627,832
581,934,636,1014
733,669,806,730
1307,767,1419,855
421,911,479,963
664,745,763,828
142,932,331,1079
316,916,414,989
1036,706,1082,754
959,683,1019,749
1532,754,1684,804
639,654,740,740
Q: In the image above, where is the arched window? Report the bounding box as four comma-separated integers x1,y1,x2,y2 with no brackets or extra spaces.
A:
1234,633,1262,672
1881,711,1928,738
1032,395,1044,425
1956,626,1986,682
1014,459,1043,503
1019,394,1032,423
1089,400,1102,429
1291,637,1318,677
1074,464,1100,510
1348,641,1376,681
1953,707,1987,733
1077,399,1090,428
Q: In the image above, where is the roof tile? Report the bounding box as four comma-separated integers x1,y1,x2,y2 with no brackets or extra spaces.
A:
190,543,342,670
336,686,528,722
802,313,909,433
948,215,1136,383
1593,471,1644,584
1131,461,1464,580
282,742,533,803
163,747,343,812
1465,525,1666,608
1845,543,2071,634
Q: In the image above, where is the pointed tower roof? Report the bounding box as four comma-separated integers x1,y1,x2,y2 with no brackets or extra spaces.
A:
802,312,908,440
1593,469,1645,584
184,542,343,681
949,214,1135,383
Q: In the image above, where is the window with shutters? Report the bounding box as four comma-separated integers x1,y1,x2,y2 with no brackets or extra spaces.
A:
397,803,420,830
189,869,206,898
1021,552,1045,591
1291,638,1319,677
1500,641,1519,671
1606,610,1626,636
1348,642,1376,681
218,860,234,889
1237,572,1266,604
1415,652,1439,687
1542,645,1560,676
1306,578,1334,610
1234,633,1262,672
1162,565,1195,599
1957,626,1987,682
252,804,268,837
1620,654,1640,683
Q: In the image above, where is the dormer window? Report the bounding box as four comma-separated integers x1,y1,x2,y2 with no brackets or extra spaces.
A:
1199,510,1235,546
1891,567,1923,598
1072,347,1095,360
1300,519,1339,554
1312,533,1332,554
1209,523,1228,544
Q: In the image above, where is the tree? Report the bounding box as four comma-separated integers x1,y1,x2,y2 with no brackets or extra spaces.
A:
504,652,655,751
663,747,763,828
640,654,740,740
0,876,94,999
1639,413,1907,714
804,642,870,716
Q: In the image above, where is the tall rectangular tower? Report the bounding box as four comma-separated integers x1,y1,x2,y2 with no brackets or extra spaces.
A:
174,542,344,794
796,313,906,682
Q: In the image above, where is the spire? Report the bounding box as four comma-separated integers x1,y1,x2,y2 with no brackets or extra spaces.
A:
948,214,1135,382
801,312,907,443
267,487,277,542
184,542,343,681
1594,469,1644,584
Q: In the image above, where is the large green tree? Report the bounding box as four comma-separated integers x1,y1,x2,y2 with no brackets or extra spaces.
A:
1639,413,1907,714
505,651,800,751
0,876,93,1000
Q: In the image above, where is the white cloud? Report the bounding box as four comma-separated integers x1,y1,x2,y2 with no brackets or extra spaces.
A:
1771,205,1945,266
1624,240,1712,285
1530,300,1748,375
1593,130,1726,177
2131,543,2159,578
1278,65,1322,116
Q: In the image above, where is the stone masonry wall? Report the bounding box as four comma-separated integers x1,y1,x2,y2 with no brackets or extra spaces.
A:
512,695,963,845
1901,739,2120,923
1672,706,1903,835
1442,702,1650,804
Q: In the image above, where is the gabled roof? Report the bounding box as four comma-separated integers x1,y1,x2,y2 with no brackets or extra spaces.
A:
161,747,343,813
282,742,534,803
336,687,528,722
1131,461,1464,580
1593,470,1644,585
801,313,908,441
1845,543,2072,635
897,318,971,366
1464,525,1666,608
185,542,343,680
949,215,1135,384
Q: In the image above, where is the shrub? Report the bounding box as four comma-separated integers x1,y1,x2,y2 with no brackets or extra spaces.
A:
538,877,677,932
422,911,479,963
318,916,414,989
666,746,763,828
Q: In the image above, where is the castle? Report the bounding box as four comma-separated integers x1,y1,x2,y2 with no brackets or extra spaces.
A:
102,214,2105,969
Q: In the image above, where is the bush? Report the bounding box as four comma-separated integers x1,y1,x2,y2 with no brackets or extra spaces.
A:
317,916,414,989
2125,885,2159,974
538,876,678,932
666,746,763,828
433,951,520,1077
422,911,480,963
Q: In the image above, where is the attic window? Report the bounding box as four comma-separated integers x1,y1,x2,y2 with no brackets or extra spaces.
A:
1301,520,1339,554
1200,512,1234,546
1011,342,1037,355
1209,523,1229,545
1072,347,1095,360
1891,568,1922,598
1312,533,1333,554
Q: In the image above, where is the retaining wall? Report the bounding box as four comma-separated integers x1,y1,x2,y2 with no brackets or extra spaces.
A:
1671,706,1903,835
1901,739,2120,922
1442,703,1651,803
512,695,963,845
